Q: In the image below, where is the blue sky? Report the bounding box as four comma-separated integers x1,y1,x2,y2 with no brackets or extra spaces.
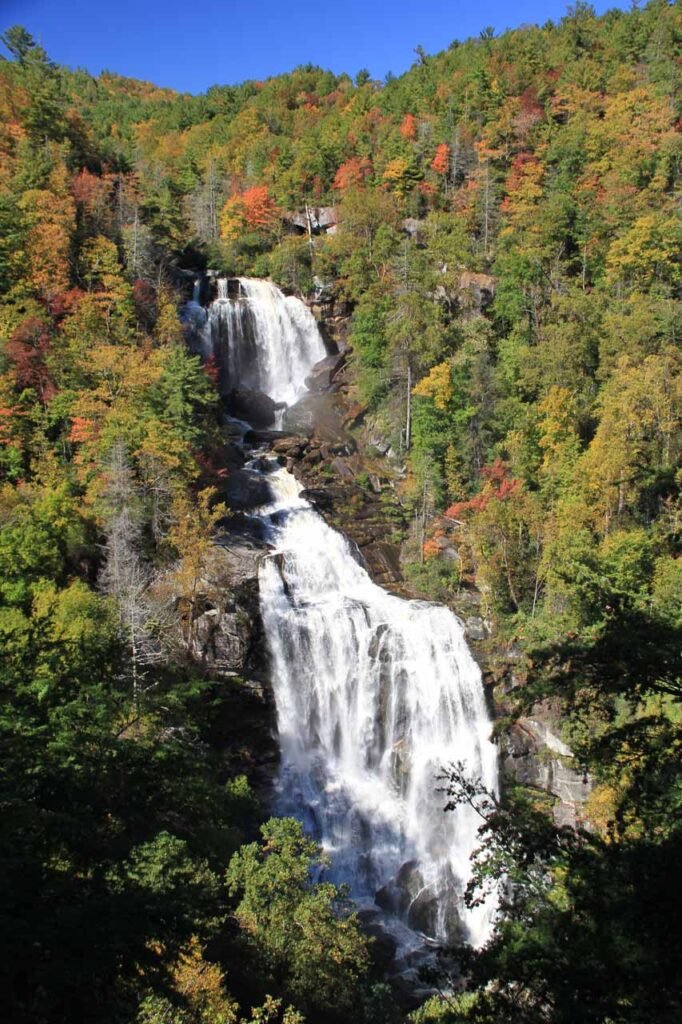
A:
2,0,630,94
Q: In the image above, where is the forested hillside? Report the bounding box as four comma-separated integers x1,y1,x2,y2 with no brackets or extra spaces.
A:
0,5,680,1023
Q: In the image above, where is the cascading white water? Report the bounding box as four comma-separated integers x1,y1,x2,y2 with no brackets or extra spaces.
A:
201,277,499,948
202,277,326,406
256,465,498,948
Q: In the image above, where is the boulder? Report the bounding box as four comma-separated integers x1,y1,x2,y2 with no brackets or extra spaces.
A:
223,468,274,511
226,388,282,429
407,887,439,936
362,922,398,970
376,861,423,918
282,392,350,442
304,353,346,392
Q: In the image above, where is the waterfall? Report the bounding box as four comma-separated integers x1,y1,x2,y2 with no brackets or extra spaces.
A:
205,278,498,948
256,465,498,948
202,277,326,405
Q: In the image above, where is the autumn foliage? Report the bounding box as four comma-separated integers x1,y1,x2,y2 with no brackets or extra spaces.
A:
399,113,417,140
4,317,55,401
220,185,280,241
431,142,450,175
446,459,522,520
333,157,372,192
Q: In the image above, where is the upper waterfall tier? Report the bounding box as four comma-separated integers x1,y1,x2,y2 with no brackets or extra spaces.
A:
201,278,326,406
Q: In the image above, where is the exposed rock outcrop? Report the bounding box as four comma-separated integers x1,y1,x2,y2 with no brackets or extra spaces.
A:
190,541,266,679
281,391,352,442
169,538,279,795
305,291,352,354
284,206,338,234
502,714,592,827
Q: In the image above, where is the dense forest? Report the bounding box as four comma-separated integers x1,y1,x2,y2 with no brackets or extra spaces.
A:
0,4,681,1023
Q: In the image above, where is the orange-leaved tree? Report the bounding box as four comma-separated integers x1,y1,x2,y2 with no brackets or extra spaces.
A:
399,113,418,141
431,143,450,176
220,185,280,242
333,157,372,192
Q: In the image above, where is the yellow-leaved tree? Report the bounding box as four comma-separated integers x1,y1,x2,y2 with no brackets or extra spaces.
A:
161,486,227,653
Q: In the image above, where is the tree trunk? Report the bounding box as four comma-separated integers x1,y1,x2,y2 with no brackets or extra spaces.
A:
405,362,412,452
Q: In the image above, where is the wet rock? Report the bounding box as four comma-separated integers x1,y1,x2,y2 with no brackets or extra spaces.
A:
389,969,432,1009
376,882,409,917
376,860,425,919
407,888,439,936
362,922,398,970
243,428,288,445
304,353,346,392
226,388,282,429
223,418,247,438
368,622,390,660
223,468,273,511
299,486,336,511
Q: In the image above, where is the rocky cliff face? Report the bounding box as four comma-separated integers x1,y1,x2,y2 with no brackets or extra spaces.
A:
502,715,591,828
182,519,279,795
192,541,264,678
474,638,593,827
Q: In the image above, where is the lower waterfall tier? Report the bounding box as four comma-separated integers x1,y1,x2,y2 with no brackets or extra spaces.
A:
256,462,498,948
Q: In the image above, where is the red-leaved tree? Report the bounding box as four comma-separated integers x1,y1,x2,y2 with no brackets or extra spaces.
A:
5,317,56,403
